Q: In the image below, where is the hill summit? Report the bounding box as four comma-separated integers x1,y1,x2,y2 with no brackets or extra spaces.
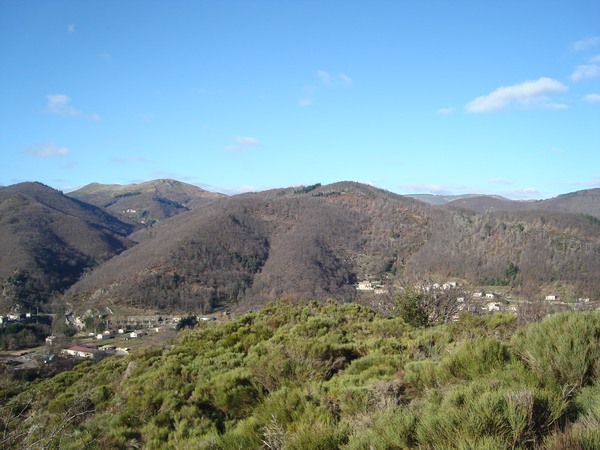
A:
68,179,225,227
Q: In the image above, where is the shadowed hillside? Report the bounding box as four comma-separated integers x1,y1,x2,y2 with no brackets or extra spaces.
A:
0,182,135,311
68,179,225,228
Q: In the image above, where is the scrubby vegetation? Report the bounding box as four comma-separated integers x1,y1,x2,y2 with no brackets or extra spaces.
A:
2,301,600,449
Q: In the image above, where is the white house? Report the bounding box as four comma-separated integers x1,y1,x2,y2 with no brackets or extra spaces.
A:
472,292,483,298
545,295,557,301
487,303,500,312
485,293,496,299
356,281,374,291
61,345,98,359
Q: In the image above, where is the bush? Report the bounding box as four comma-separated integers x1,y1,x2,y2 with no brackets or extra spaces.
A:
512,312,600,399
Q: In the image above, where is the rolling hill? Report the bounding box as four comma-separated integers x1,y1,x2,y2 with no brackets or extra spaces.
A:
62,182,600,315
67,179,225,227
0,182,136,311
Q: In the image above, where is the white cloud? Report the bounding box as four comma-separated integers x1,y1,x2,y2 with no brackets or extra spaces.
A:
234,136,259,146
24,142,70,158
591,55,600,63
317,70,352,87
585,93,600,103
572,36,600,52
465,77,567,113
436,107,455,115
226,136,261,151
298,98,313,107
570,64,600,82
68,24,75,33
45,94,100,120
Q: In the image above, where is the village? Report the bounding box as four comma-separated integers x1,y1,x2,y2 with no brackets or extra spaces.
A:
1,285,598,375
0,312,219,374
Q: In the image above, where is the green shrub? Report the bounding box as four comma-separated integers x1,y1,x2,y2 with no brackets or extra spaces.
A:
512,312,600,399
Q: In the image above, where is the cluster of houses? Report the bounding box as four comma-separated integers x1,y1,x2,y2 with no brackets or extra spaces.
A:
355,280,387,295
0,312,33,324
88,328,149,341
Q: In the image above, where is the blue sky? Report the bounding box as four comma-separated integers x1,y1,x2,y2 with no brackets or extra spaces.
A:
1,1,599,199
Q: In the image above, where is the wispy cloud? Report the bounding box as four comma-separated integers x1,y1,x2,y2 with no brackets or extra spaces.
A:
570,64,600,82
584,93,600,103
489,178,513,185
465,77,567,113
299,71,352,106
68,24,76,34
24,142,70,158
45,94,100,120
572,36,600,52
436,107,455,115
317,70,352,87
226,136,261,151
298,85,317,107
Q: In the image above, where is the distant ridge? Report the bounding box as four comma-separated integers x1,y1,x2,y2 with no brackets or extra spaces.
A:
68,179,226,227
441,188,600,218
406,193,510,206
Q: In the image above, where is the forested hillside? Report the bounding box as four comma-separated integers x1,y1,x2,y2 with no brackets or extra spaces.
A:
62,182,600,315
406,209,600,300
62,182,438,313
2,302,600,449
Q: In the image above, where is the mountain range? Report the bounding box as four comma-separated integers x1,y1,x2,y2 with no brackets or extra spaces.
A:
1,180,599,315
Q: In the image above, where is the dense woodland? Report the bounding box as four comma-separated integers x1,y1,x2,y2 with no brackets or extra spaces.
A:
2,301,600,449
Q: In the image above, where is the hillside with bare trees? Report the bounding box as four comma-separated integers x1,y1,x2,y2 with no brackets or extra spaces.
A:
61,182,600,314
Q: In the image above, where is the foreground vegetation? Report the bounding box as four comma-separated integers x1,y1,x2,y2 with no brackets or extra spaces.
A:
2,301,600,449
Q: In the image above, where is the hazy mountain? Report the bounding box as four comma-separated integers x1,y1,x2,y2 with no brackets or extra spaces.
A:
406,193,507,205
443,188,600,218
0,182,135,311
68,179,225,227
443,195,533,213
63,182,600,315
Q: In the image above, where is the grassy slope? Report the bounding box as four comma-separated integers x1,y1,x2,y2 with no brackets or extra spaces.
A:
2,302,600,449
